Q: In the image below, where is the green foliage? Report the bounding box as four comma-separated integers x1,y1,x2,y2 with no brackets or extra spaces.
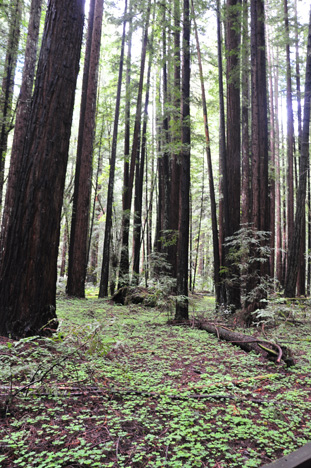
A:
224,226,273,307
0,296,311,467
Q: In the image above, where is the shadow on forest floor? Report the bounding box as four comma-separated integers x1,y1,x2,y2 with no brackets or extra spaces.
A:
0,289,311,467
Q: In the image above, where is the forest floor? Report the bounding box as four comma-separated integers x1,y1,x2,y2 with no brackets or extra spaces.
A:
0,289,311,468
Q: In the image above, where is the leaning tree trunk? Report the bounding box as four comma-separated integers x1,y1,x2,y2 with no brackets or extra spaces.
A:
1,0,43,246
0,0,22,209
66,0,103,297
284,9,311,298
0,0,84,338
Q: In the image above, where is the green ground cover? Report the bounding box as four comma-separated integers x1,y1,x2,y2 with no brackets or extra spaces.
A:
0,291,311,467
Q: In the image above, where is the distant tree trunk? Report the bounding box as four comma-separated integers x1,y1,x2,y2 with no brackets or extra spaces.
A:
191,0,220,303
0,0,84,338
284,9,311,298
168,0,181,280
67,0,103,297
267,37,275,280
0,0,22,208
294,0,305,295
241,0,251,227
155,5,171,272
119,1,150,286
119,4,133,288
274,56,283,285
284,0,295,281
175,0,191,321
133,37,153,280
1,0,42,243
225,0,241,311
248,0,270,313
99,0,127,297
216,0,229,304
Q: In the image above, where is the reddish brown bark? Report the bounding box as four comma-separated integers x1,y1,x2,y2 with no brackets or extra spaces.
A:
0,0,84,338
0,0,22,207
175,0,191,321
1,0,42,245
225,0,241,310
67,0,103,297
285,9,311,298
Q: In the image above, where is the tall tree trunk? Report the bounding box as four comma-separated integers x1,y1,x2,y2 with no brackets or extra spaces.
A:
216,0,229,305
67,0,103,297
267,35,276,280
241,0,251,227
248,0,270,313
294,0,305,295
1,0,43,244
225,0,241,311
191,0,220,304
274,54,283,285
133,35,153,281
175,0,191,321
0,0,84,338
119,3,133,288
119,1,150,286
168,0,181,280
0,0,22,209
99,0,127,297
284,9,311,298
284,0,295,282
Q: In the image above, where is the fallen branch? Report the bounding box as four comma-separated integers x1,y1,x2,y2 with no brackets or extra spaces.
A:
195,320,295,367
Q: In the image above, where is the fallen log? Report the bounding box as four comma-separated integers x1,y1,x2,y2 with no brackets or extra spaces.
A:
196,320,295,367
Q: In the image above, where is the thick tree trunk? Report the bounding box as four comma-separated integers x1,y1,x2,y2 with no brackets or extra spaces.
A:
1,0,42,244
175,0,191,321
216,0,229,304
284,9,311,298
99,0,127,297
241,0,251,227
0,0,22,208
0,0,84,338
248,0,270,312
225,0,241,311
67,0,103,297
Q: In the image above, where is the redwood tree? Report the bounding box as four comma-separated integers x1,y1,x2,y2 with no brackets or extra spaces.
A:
0,0,22,207
0,0,85,338
285,8,311,298
1,0,43,243
175,0,191,321
67,0,104,297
